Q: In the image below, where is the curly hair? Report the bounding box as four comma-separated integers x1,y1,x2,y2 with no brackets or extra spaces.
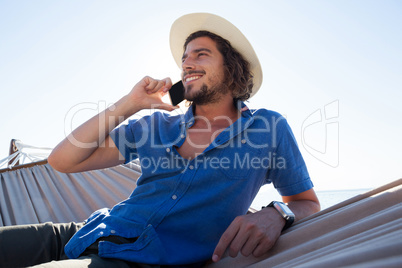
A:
183,31,254,101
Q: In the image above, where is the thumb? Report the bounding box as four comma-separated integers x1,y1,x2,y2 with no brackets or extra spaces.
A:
151,103,179,112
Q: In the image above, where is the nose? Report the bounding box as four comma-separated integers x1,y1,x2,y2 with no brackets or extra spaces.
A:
182,56,195,71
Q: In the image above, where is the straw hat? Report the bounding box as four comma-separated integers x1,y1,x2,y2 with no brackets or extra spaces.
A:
169,13,263,98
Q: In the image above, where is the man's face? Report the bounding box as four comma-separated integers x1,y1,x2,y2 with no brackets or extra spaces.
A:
181,36,228,105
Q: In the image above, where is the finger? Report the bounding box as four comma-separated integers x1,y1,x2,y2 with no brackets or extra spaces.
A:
142,77,157,93
162,77,173,90
252,239,274,258
240,235,260,257
212,221,240,262
146,80,166,94
153,103,179,112
160,77,173,94
228,225,250,258
143,76,164,93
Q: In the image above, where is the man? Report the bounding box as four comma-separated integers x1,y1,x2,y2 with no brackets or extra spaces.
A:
0,13,320,267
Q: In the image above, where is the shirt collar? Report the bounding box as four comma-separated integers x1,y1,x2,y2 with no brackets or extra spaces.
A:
180,105,195,128
177,101,254,151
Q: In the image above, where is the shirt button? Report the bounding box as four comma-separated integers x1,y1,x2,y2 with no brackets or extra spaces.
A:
181,134,185,138
166,148,171,153
99,231,104,236
147,224,152,227
189,165,194,170
172,195,178,200
110,230,116,234
241,139,247,144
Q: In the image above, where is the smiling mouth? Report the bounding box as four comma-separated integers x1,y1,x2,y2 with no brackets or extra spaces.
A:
185,75,202,83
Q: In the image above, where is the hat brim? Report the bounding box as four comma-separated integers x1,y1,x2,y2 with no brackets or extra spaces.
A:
170,13,263,98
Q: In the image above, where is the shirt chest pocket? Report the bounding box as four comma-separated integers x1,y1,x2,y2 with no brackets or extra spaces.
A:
217,140,264,180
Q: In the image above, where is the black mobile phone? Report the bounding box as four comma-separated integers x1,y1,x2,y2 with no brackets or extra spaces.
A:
169,81,185,106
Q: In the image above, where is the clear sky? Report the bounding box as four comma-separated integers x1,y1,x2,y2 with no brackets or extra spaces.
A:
1,0,401,191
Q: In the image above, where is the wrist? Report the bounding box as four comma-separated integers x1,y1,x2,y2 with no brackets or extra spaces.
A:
263,201,295,231
114,95,143,118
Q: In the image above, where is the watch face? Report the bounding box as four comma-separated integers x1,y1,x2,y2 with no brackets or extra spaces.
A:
270,201,295,230
274,202,295,217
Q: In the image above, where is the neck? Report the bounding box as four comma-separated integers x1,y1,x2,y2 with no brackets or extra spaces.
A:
193,96,240,125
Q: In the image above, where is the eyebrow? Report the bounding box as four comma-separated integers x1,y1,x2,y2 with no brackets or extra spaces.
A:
182,48,212,61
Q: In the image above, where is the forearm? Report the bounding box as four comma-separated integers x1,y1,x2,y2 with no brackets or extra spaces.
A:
282,188,321,222
286,199,321,222
48,95,140,171
48,76,176,172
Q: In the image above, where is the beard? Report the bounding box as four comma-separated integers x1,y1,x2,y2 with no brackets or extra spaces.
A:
184,73,230,106
185,82,229,105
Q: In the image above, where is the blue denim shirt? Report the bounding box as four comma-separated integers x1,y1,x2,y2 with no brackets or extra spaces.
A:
64,103,313,265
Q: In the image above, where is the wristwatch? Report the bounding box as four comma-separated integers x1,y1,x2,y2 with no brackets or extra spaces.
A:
263,201,295,231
